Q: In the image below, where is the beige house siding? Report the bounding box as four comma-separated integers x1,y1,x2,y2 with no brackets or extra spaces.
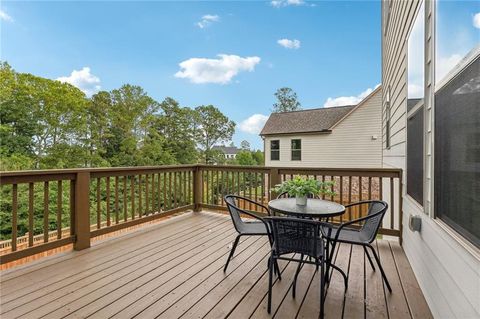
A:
264,88,382,168
382,1,480,318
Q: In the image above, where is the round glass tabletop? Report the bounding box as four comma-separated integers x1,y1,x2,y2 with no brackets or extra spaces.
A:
268,198,345,218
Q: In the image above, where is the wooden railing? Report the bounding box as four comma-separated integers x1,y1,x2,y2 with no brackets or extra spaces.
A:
0,165,402,265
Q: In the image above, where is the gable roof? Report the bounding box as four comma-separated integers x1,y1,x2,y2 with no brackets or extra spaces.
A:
212,146,240,154
259,105,355,136
260,86,381,136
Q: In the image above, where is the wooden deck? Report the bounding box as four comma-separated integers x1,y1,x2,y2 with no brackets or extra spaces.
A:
0,211,432,319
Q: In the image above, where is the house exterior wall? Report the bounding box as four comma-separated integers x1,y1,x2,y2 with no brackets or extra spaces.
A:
382,1,480,318
264,88,382,168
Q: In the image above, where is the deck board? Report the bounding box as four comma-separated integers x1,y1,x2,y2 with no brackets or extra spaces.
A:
0,211,432,319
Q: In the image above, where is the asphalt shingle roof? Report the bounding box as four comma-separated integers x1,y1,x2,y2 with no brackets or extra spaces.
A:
259,105,355,136
212,146,240,154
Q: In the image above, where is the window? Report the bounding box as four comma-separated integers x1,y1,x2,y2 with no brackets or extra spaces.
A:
435,1,479,247
291,139,301,161
406,2,424,206
385,87,391,149
270,140,280,161
407,106,424,205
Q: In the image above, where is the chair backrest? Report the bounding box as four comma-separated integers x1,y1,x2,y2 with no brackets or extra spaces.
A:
359,201,388,243
265,216,324,258
224,195,245,233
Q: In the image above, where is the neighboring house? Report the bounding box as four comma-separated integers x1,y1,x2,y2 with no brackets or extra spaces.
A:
382,1,479,318
211,146,240,160
260,87,382,168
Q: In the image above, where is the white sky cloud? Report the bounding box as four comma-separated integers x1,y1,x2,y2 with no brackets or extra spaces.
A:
436,53,463,84
277,38,301,49
0,9,13,22
174,54,261,84
473,12,480,29
271,0,305,8
197,14,219,29
57,67,101,96
323,84,380,108
239,114,269,134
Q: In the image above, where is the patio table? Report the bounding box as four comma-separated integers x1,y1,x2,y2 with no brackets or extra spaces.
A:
268,197,347,286
268,198,345,220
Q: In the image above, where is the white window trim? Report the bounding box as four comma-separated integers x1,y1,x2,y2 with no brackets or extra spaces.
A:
290,139,302,161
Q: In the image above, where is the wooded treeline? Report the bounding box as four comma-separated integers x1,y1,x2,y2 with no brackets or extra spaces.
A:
0,62,265,241
0,62,264,171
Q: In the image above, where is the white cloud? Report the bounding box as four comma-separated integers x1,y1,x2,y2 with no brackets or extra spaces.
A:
57,67,101,96
174,54,261,84
197,14,219,29
323,84,380,108
277,38,301,49
239,114,269,134
436,53,462,84
473,12,480,29
408,83,424,99
271,0,305,8
0,9,13,22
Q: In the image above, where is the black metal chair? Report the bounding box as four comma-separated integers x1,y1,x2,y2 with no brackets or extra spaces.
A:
223,195,280,277
321,200,392,292
265,216,328,317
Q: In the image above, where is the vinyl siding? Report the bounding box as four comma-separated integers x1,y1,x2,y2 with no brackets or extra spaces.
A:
382,1,480,318
264,88,382,168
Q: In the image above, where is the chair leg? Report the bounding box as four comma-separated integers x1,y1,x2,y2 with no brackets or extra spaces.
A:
364,246,376,271
268,255,274,314
292,254,304,298
224,235,240,272
275,260,282,280
320,259,325,319
367,244,392,292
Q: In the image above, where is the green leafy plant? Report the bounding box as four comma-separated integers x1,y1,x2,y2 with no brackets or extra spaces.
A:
273,176,336,198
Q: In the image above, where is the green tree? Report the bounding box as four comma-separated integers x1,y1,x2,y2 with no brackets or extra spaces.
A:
86,91,112,167
236,150,256,166
194,105,235,164
240,140,250,150
252,150,264,166
0,64,89,169
156,97,198,164
106,84,160,166
272,87,301,112
0,62,39,169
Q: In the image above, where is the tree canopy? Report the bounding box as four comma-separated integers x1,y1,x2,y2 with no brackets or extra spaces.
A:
272,87,301,113
0,62,240,170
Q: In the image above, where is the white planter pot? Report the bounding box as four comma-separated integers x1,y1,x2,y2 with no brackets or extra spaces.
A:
296,196,307,206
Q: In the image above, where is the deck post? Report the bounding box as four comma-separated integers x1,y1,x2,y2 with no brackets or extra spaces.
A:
74,171,91,250
269,167,281,198
193,165,202,212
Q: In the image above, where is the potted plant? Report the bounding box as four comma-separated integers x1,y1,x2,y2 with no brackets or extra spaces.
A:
273,176,336,206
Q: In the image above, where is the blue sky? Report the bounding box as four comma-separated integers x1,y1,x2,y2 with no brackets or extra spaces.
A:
1,0,384,149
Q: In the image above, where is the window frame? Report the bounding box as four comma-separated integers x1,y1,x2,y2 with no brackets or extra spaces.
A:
291,139,302,161
432,50,480,249
385,87,391,149
270,140,280,161
406,101,425,207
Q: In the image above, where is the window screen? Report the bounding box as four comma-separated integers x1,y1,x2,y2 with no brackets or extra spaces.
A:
407,105,424,205
291,139,301,161
435,55,480,247
270,140,280,161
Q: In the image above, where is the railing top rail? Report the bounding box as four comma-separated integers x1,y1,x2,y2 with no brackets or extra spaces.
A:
276,167,402,178
0,164,403,181
0,164,198,177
